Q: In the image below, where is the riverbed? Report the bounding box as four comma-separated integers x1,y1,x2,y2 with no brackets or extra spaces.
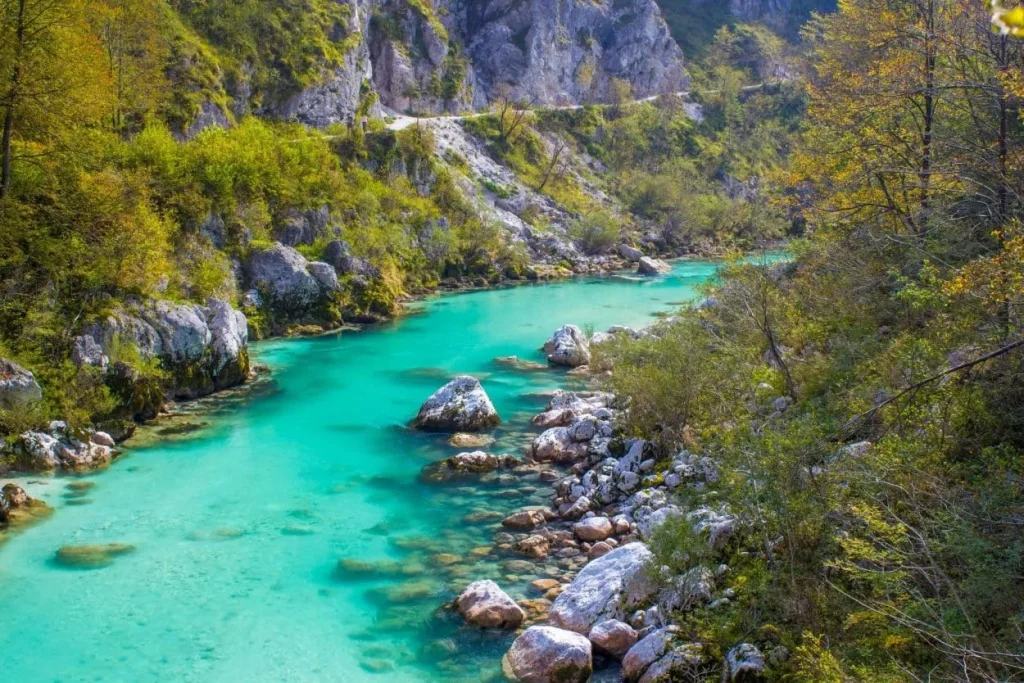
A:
0,260,728,682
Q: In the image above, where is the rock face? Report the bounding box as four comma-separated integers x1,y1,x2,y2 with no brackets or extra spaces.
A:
77,298,249,401
0,358,42,411
728,0,836,30
543,325,591,367
262,0,688,122
549,542,657,634
456,0,688,108
504,625,593,683
413,376,500,432
456,580,525,629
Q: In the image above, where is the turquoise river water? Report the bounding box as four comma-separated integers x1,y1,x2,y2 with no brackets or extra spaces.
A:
0,259,737,682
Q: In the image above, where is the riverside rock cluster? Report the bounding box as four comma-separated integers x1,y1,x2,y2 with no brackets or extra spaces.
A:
401,322,778,681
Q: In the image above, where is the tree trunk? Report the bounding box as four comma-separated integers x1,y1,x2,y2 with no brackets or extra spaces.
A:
1,0,27,199
919,0,936,235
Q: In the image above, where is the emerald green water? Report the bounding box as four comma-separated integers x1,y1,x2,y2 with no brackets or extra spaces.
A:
0,261,723,682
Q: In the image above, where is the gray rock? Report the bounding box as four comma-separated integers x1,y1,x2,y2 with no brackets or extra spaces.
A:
619,244,643,261
71,335,108,369
622,628,679,681
247,243,322,310
307,262,340,292
456,580,525,629
0,359,42,410
638,256,671,276
531,427,587,464
4,429,114,473
413,376,500,432
727,643,766,681
550,542,657,634
503,626,593,683
588,619,638,658
543,325,591,367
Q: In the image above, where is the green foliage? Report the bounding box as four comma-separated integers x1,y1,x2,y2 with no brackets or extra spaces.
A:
568,210,620,255
170,0,354,105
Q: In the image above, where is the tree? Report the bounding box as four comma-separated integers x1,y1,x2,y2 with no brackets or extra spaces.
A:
0,0,110,197
93,0,168,134
492,83,534,148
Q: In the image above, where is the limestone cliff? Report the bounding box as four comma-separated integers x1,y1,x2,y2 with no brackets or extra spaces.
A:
261,0,687,126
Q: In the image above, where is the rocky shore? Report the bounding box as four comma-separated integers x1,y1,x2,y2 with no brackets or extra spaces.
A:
399,322,783,681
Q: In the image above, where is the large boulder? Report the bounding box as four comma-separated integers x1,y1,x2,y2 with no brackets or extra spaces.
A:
543,325,591,368
549,542,657,634
456,580,525,629
307,262,340,292
638,256,671,276
0,359,42,411
622,628,705,682
503,626,593,683
247,242,324,311
413,376,500,432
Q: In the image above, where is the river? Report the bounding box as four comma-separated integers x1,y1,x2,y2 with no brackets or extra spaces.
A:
0,259,730,682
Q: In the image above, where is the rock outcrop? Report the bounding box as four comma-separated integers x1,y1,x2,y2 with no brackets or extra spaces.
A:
503,625,593,683
264,0,689,122
3,422,116,473
0,359,42,411
76,298,249,402
456,580,525,629
455,0,688,108
413,376,500,432
246,242,335,314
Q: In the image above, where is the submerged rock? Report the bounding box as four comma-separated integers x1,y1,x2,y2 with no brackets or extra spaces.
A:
543,325,591,368
413,376,500,432
54,543,135,569
421,451,518,482
0,358,42,410
0,483,50,531
503,625,593,683
456,580,525,629
494,356,550,373
448,433,496,449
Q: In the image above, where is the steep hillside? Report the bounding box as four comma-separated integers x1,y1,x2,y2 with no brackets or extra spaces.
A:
657,0,836,56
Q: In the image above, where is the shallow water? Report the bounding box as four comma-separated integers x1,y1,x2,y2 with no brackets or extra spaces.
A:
0,260,730,682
